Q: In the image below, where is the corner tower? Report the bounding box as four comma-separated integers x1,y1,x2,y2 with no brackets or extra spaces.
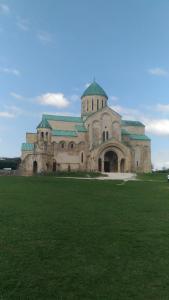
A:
37,117,52,144
81,81,108,116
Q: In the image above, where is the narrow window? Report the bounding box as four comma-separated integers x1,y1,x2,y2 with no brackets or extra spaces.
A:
102,131,105,142
46,132,48,137
92,99,94,111
97,99,99,110
102,99,104,107
70,143,74,149
106,131,109,140
137,161,139,167
41,132,44,138
87,99,88,111
81,152,84,163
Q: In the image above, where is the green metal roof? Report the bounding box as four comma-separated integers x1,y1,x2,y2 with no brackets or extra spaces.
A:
52,130,78,137
129,134,150,141
121,130,150,141
121,129,130,135
22,143,35,151
81,81,108,99
37,118,52,129
75,124,88,132
122,120,145,127
43,114,83,123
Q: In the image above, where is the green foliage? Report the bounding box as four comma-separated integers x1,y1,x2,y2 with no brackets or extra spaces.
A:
0,157,21,170
0,175,169,299
138,172,168,181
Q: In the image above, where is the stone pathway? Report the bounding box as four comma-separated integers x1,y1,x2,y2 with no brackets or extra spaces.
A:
55,172,137,181
98,172,137,181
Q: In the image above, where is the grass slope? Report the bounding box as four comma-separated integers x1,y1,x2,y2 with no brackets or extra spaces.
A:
0,176,169,299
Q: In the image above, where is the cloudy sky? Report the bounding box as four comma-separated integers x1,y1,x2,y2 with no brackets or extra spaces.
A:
1,0,169,169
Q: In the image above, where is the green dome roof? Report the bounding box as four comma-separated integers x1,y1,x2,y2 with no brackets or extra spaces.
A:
81,81,108,99
37,118,52,130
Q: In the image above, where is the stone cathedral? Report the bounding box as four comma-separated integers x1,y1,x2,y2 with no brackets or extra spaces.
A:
21,81,151,175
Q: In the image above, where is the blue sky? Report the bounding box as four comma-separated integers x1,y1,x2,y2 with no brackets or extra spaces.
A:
1,0,169,168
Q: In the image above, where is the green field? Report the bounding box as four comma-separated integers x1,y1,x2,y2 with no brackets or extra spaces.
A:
0,175,169,299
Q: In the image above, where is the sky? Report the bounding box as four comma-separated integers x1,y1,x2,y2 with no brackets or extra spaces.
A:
1,0,169,169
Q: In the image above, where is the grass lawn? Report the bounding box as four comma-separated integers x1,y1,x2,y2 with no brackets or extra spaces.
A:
0,176,169,299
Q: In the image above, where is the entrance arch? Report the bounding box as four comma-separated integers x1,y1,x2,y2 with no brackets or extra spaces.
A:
53,161,57,172
33,161,38,174
104,151,118,172
98,158,102,172
120,159,125,172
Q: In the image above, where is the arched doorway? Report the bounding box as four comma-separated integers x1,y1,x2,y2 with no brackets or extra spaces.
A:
104,151,118,172
53,161,57,172
98,158,102,172
120,159,125,172
33,161,38,174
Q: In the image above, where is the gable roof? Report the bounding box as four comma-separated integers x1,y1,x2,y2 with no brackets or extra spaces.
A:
37,118,52,129
52,130,78,137
121,129,150,141
122,120,145,127
43,114,83,123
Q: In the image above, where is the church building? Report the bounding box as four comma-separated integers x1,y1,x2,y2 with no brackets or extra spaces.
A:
21,81,151,175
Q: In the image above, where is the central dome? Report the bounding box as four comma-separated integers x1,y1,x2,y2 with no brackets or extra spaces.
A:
81,81,108,99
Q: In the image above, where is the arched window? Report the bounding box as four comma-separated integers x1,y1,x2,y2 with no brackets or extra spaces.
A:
92,99,94,111
41,132,44,138
69,142,75,150
33,161,38,174
102,131,105,142
53,161,57,172
60,141,66,149
97,99,99,110
81,152,84,163
106,131,109,140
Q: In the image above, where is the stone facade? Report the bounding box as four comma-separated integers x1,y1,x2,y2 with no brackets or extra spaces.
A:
21,81,151,175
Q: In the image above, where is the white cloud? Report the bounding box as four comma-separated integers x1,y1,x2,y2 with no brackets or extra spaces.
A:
37,93,70,108
145,119,169,135
10,92,24,100
111,105,139,119
16,18,30,31
153,151,169,170
0,3,10,14
0,67,20,76
0,106,22,118
156,104,169,113
0,111,14,118
148,68,168,77
37,31,53,44
110,96,119,102
85,82,91,88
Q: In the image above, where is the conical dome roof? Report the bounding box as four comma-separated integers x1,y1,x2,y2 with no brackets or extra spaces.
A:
81,81,108,99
